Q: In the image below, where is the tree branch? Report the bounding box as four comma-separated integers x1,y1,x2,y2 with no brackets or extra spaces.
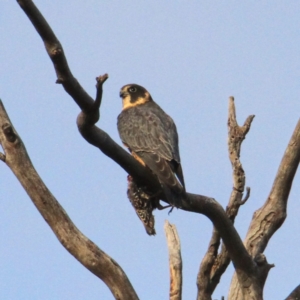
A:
197,97,254,299
164,221,182,300
228,118,300,299
247,118,300,255
197,227,220,300
17,0,94,111
0,100,139,300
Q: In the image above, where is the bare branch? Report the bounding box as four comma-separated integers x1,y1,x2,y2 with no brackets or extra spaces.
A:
197,227,220,300
229,118,300,299
17,0,94,111
247,119,300,255
16,0,160,194
0,99,139,300
94,74,109,110
197,97,255,299
164,221,182,300
228,97,255,194
182,197,247,263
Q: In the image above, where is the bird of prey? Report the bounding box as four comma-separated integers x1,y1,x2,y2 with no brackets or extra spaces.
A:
117,84,186,212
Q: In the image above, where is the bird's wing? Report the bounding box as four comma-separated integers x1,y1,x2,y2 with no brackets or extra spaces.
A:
117,104,185,195
136,151,184,207
118,105,179,162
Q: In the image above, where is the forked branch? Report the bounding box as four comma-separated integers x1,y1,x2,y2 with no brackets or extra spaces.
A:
228,118,300,299
197,97,254,299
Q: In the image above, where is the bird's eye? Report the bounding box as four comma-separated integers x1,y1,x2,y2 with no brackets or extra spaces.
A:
128,87,137,93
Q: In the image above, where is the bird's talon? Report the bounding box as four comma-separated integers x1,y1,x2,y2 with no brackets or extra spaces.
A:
168,206,175,214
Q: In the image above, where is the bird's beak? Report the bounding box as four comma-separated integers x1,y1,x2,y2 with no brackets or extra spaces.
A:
120,90,128,98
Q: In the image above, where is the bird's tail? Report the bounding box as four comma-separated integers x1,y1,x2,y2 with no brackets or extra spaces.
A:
136,152,186,208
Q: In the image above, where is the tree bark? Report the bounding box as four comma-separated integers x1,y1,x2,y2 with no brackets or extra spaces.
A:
164,221,182,300
228,119,300,299
0,100,139,300
197,97,254,300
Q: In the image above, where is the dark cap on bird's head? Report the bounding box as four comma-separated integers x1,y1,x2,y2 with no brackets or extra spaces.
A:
120,84,152,110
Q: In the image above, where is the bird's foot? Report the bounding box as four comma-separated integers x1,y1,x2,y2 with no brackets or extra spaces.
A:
156,202,172,211
168,206,175,214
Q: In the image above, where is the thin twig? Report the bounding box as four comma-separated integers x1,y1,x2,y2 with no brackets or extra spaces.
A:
95,74,109,110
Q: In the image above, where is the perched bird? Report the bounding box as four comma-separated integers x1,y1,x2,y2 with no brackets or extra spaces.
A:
127,175,158,235
117,84,186,210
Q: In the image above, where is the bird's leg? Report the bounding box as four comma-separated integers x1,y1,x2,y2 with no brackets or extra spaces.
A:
154,198,172,211
168,206,175,214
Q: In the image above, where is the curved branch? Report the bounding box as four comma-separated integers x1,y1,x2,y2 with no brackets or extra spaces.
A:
164,221,182,300
0,100,139,300
17,0,94,111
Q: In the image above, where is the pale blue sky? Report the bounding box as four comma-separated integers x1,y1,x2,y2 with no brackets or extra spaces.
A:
1,1,300,299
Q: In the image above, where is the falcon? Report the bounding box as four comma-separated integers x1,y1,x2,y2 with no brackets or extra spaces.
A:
117,84,186,209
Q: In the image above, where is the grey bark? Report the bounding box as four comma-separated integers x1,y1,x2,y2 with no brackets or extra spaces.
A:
197,97,254,300
228,119,300,299
0,100,139,300
164,221,182,300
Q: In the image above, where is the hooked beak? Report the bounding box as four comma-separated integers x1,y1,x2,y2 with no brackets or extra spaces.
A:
119,90,128,98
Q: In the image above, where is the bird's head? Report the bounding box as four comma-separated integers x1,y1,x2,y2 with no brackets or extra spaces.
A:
120,84,152,110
